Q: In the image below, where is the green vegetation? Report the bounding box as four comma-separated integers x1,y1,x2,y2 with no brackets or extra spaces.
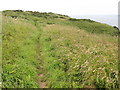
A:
2,16,40,88
0,12,2,88
41,25,118,88
2,10,119,88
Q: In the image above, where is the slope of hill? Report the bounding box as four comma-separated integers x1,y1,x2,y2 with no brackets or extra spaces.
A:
2,10,119,88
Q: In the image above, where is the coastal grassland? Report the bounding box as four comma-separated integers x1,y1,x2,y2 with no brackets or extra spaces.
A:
2,16,41,88
41,24,118,88
3,10,118,36
58,19,118,36
2,10,119,88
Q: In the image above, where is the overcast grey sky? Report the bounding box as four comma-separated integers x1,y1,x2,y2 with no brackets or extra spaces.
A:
0,0,119,15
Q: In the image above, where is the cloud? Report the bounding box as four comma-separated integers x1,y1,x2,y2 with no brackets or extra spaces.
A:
0,0,119,15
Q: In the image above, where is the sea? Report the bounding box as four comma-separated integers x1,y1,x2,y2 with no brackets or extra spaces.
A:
70,15,118,27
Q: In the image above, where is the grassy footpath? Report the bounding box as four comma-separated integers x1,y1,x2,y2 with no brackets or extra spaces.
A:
2,10,119,88
2,17,41,88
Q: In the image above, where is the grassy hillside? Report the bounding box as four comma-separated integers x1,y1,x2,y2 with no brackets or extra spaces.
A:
2,10,119,88
2,16,41,88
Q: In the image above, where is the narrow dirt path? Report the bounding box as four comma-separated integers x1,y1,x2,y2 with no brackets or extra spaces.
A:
37,46,48,88
36,26,48,88
38,73,48,88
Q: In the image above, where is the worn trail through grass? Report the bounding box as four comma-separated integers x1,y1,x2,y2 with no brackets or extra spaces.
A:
2,10,119,88
35,24,48,88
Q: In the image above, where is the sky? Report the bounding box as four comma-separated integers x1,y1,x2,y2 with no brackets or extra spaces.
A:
0,0,119,16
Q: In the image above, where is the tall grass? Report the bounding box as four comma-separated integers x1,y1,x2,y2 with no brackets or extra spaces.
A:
2,10,119,88
2,17,40,88
41,24,118,88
